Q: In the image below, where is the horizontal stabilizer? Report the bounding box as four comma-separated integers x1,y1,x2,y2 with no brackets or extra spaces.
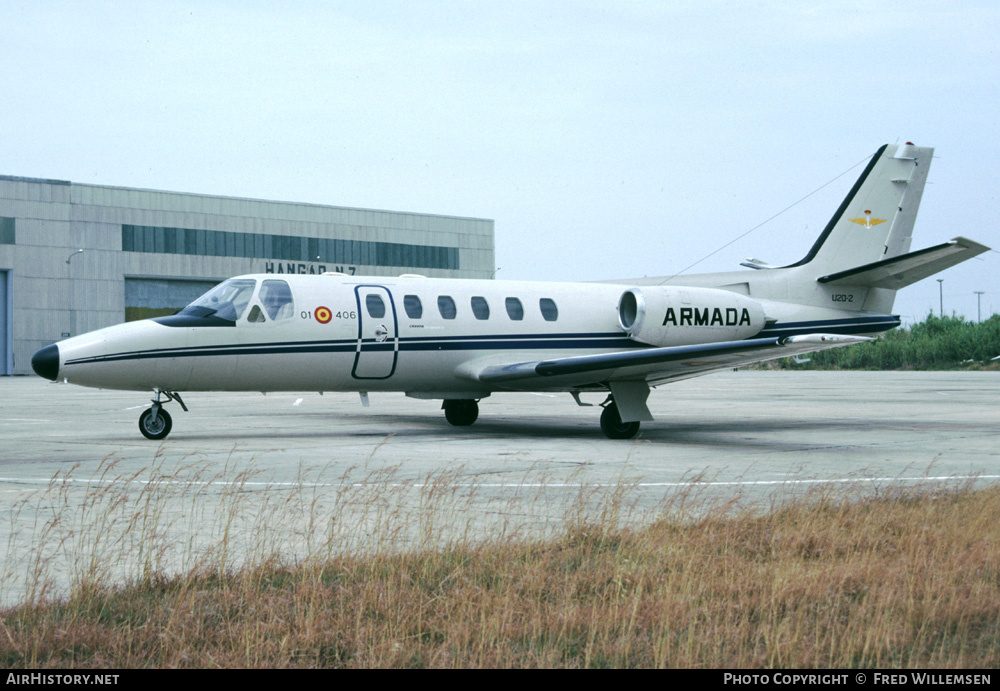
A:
817,237,990,289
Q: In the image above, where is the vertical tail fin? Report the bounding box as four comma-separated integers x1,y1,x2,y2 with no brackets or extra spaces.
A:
786,143,932,275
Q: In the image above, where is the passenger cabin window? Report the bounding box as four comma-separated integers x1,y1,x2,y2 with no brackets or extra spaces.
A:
366,294,386,319
471,296,490,320
404,294,422,319
438,296,457,319
539,298,558,322
505,297,524,321
260,279,294,320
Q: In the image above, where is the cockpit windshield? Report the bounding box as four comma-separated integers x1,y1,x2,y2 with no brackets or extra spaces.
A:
180,279,257,322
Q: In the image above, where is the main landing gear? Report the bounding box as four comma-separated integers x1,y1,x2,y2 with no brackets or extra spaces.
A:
138,390,188,440
443,399,479,427
440,395,641,439
599,398,641,440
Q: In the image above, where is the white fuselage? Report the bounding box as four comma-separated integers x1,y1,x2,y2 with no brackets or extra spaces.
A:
52,273,890,396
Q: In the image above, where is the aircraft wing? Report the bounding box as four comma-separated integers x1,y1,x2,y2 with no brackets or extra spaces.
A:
473,333,871,390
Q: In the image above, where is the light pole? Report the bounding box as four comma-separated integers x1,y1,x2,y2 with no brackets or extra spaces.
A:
66,249,84,337
936,279,944,317
975,291,984,323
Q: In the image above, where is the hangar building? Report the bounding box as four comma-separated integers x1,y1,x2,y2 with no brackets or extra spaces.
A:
0,174,494,375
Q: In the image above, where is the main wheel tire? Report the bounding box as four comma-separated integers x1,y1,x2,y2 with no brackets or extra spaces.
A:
600,402,640,440
443,399,479,426
139,407,173,440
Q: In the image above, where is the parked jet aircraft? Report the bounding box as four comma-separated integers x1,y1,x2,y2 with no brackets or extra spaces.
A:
31,143,989,439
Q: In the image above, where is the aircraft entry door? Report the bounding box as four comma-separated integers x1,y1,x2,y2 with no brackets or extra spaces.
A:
352,285,398,380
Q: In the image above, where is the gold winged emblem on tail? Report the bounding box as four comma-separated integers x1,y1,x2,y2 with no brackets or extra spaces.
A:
849,209,887,228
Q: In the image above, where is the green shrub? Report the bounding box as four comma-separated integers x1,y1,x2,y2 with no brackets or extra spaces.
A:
772,313,1000,370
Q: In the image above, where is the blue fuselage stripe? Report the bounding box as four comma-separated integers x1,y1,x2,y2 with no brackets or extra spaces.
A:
64,333,640,366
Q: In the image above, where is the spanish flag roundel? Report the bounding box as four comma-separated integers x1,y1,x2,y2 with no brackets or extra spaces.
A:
315,306,332,324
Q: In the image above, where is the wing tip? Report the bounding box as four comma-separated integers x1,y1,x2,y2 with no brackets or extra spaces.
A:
782,333,874,346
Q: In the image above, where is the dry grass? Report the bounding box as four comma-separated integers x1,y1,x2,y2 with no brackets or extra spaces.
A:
1,458,998,668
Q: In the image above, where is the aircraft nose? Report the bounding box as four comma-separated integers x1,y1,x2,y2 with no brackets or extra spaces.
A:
31,344,60,381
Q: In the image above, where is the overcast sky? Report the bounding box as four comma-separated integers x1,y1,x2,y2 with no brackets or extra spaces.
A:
2,1,997,324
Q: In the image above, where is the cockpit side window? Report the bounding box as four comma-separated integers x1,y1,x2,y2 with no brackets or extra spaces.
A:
260,280,294,320
247,305,267,323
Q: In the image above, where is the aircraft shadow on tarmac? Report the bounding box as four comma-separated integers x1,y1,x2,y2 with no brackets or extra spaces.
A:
151,412,971,451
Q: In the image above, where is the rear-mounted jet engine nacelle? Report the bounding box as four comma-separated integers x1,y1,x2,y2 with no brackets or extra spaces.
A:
617,286,766,347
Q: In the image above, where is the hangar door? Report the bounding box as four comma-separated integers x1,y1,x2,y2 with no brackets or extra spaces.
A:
124,278,220,322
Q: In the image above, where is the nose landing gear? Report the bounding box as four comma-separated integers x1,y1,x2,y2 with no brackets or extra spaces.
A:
138,390,188,440
139,406,172,440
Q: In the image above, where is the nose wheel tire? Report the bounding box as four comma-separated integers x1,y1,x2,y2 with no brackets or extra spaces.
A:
139,407,173,440
600,402,640,440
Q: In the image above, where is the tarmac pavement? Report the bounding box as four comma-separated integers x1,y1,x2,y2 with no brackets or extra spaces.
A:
1,370,997,604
